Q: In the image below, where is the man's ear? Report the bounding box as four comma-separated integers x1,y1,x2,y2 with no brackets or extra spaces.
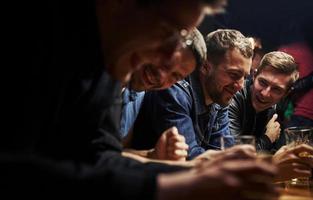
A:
283,86,293,98
201,60,212,74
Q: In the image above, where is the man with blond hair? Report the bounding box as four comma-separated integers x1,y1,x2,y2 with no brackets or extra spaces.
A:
229,51,299,152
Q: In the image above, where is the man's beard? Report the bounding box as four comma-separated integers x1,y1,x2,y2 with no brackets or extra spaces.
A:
206,76,231,107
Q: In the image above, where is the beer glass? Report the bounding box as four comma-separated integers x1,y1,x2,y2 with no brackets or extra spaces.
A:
284,126,313,189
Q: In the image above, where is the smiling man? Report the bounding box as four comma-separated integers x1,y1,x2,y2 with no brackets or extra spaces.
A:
120,29,201,161
130,29,253,159
229,51,299,153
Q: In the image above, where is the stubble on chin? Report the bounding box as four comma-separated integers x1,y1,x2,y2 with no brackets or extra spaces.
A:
209,87,232,107
216,96,231,107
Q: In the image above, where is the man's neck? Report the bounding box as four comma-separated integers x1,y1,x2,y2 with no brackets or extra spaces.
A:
203,89,213,106
199,73,214,106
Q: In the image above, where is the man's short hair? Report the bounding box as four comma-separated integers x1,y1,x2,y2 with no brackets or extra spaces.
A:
186,28,207,67
256,51,299,88
205,29,253,65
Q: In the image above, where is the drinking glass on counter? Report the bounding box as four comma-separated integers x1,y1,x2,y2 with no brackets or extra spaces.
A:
220,135,256,151
234,135,256,146
284,126,313,190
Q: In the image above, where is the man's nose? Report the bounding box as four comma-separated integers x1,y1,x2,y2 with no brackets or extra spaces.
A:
234,77,245,91
260,87,271,97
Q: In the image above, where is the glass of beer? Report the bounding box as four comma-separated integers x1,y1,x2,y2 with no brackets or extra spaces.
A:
284,126,313,189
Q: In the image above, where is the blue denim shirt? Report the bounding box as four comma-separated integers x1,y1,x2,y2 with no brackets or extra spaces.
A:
120,88,145,138
132,72,234,159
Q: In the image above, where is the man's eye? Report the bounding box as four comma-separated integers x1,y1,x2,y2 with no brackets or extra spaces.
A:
272,87,283,95
229,73,240,80
258,79,267,86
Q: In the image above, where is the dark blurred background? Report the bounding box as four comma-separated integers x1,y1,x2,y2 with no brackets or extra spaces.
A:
198,0,313,51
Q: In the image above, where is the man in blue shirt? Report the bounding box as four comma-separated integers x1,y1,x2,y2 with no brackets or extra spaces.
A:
120,29,205,160
131,29,253,159
120,88,146,138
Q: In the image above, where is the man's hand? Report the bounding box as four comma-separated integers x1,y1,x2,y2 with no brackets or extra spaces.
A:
273,144,313,182
265,114,281,143
157,154,278,200
151,127,189,161
194,144,256,162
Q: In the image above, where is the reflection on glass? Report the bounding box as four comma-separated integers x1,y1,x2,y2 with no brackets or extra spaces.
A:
234,135,256,146
285,126,313,148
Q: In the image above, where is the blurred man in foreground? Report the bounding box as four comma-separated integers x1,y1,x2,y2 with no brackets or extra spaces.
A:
4,0,280,199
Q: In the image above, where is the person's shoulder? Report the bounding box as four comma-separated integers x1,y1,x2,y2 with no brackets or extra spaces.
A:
151,80,193,107
143,82,188,102
177,79,190,89
161,80,191,97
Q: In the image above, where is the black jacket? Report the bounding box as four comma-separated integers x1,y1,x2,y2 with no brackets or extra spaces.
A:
2,1,184,198
228,80,285,153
